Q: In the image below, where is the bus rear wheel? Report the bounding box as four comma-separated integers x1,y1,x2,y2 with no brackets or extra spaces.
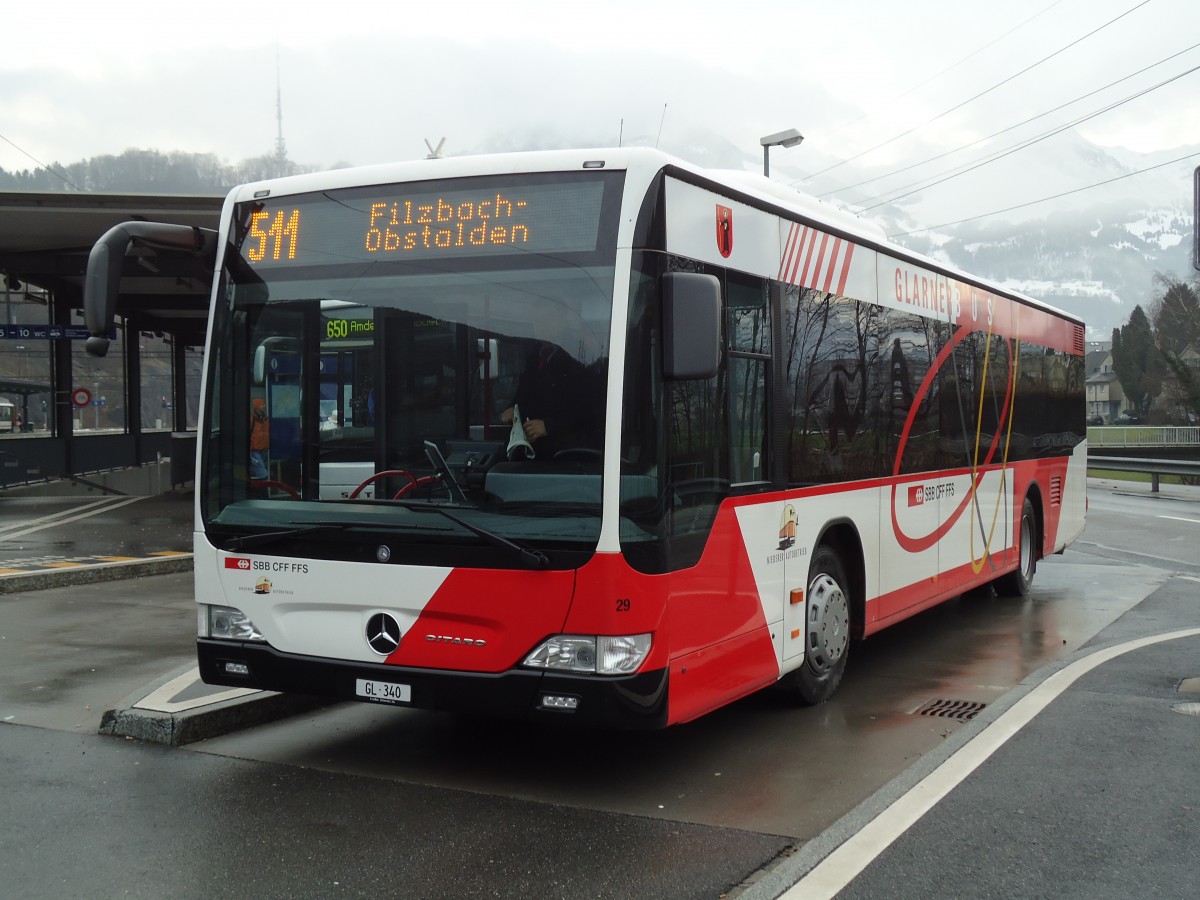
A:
996,497,1037,597
782,545,851,705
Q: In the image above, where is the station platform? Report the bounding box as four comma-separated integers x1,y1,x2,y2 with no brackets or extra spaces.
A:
0,488,194,592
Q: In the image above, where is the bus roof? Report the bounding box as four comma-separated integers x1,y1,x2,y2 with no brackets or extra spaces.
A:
226,147,1080,327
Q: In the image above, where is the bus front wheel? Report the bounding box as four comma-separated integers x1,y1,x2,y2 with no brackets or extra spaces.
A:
782,545,851,705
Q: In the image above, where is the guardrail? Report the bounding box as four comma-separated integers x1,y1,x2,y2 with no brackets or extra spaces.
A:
1087,426,1200,448
1086,454,1200,493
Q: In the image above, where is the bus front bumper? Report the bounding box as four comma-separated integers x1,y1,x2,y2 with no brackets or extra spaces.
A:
197,639,669,729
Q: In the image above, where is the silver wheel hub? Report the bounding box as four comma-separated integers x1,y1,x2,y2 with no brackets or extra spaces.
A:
806,572,849,675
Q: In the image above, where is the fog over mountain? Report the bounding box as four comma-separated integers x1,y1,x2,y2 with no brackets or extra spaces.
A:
904,199,1193,341
3,127,1195,342
861,132,1197,341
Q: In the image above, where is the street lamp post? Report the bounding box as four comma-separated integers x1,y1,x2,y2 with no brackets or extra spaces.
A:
760,128,804,177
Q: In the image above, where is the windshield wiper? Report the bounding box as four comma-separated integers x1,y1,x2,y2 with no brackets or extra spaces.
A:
221,519,449,552
220,510,548,570
222,524,331,551
404,504,550,570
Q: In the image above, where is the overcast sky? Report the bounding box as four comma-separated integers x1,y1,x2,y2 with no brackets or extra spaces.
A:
3,0,1199,225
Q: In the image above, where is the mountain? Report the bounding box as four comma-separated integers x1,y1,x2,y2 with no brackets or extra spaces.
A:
895,200,1193,340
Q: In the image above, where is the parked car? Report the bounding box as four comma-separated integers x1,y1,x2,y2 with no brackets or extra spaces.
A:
1114,412,1142,425
1086,415,1105,426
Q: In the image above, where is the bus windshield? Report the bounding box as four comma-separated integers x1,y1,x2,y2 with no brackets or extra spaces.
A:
200,170,622,565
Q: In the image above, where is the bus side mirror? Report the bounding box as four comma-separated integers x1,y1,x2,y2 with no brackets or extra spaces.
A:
84,221,217,357
252,337,299,386
662,272,721,380
253,344,267,386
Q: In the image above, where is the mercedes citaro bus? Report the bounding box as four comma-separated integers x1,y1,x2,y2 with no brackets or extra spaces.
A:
84,148,1085,728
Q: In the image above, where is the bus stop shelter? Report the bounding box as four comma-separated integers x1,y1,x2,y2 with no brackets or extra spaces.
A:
0,191,223,488
1,376,53,431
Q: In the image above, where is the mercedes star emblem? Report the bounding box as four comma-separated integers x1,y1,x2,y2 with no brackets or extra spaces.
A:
365,612,402,656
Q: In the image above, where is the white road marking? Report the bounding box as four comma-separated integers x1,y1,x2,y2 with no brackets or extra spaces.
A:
0,496,145,541
782,626,1200,900
133,667,261,713
1157,515,1200,525
0,497,123,536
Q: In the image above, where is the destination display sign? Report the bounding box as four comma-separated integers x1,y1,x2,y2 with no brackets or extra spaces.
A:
239,173,616,269
324,316,374,341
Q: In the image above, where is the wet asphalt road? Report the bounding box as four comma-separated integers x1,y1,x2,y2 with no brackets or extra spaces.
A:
0,490,193,566
840,623,1200,900
0,724,787,900
1,479,1199,898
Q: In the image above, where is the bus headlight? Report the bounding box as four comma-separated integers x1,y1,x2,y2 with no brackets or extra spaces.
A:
523,634,651,676
200,605,266,642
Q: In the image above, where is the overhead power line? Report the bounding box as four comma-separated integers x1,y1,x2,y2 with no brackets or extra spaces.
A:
0,132,83,191
857,61,1200,211
803,0,1154,183
886,150,1200,238
821,0,1066,141
819,40,1200,200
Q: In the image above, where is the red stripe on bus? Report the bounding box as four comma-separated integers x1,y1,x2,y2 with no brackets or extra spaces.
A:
779,224,800,281
797,228,819,287
791,226,813,285
822,238,843,292
837,242,856,295
810,233,830,290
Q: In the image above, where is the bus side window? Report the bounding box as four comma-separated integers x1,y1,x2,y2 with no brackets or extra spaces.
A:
727,274,770,486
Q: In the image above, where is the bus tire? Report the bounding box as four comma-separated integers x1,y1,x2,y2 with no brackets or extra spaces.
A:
782,545,851,705
996,497,1037,597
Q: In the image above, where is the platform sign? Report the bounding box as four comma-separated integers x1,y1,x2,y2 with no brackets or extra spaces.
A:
0,325,113,340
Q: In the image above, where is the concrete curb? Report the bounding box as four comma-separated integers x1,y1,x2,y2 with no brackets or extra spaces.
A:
98,663,335,746
0,555,193,594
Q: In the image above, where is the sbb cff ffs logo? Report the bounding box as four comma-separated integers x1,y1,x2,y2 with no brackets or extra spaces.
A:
225,557,252,570
907,482,956,507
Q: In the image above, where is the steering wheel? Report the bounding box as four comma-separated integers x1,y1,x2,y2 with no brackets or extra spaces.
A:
349,469,418,500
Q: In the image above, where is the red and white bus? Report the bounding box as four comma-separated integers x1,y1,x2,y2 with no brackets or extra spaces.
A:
85,148,1086,727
